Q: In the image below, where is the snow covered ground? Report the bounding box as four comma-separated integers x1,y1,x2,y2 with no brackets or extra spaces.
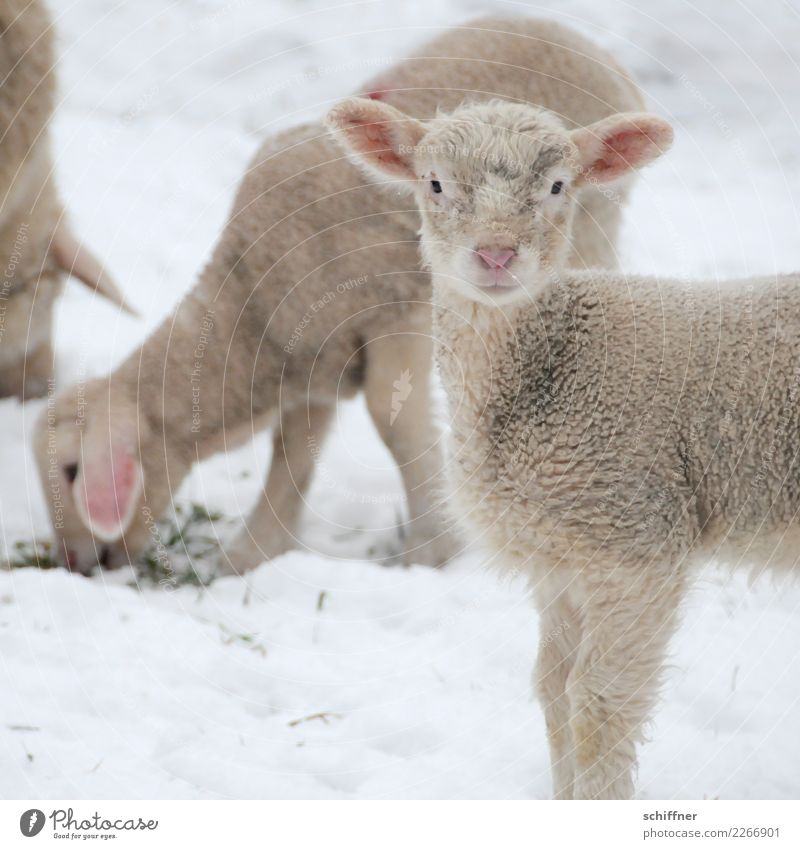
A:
2,0,800,799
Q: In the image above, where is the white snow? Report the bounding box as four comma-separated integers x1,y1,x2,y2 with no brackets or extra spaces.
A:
2,0,800,799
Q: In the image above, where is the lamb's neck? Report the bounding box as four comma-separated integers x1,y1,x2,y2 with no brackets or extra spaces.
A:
113,272,278,454
432,279,529,435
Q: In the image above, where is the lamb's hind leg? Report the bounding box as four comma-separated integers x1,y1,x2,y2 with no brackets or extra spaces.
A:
567,560,687,799
363,327,453,566
221,402,334,573
534,583,582,799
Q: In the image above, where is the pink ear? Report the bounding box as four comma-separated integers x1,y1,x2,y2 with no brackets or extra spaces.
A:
74,441,143,542
572,113,673,184
326,97,425,181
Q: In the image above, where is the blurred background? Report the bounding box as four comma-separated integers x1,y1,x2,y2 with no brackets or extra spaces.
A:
1,0,799,799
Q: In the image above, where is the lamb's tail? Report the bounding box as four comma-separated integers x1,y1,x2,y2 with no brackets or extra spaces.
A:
51,222,139,318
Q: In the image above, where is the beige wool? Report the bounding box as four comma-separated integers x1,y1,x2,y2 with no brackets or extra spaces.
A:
35,16,645,575
435,266,800,800
0,0,134,398
327,94,776,800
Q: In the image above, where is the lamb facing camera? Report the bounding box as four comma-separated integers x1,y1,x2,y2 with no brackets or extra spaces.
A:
328,95,800,799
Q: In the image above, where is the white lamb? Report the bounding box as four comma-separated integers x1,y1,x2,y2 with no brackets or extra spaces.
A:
327,96,796,799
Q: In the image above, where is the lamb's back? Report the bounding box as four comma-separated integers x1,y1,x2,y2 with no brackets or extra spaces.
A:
215,124,427,352
362,16,644,124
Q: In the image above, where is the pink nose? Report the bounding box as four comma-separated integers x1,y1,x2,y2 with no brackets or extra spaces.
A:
476,248,516,270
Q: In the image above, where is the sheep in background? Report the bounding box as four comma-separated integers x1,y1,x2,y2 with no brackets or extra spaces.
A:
34,16,646,575
326,93,797,799
0,0,136,399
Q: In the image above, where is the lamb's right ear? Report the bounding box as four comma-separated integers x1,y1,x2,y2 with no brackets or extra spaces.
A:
73,434,143,542
325,97,426,184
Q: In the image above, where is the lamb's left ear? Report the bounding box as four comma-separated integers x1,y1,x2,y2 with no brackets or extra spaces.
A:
570,113,673,184
326,97,426,184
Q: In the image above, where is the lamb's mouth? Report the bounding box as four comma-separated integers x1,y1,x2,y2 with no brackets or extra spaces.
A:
473,273,521,292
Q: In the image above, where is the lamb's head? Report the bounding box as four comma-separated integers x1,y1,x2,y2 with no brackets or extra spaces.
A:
33,381,151,574
327,97,672,305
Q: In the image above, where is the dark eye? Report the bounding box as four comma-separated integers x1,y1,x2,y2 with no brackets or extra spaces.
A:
551,180,564,195
430,180,443,194
64,462,78,483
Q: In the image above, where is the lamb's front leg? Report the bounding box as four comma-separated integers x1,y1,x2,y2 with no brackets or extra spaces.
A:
534,587,582,799
363,328,454,566
221,402,334,573
567,561,686,799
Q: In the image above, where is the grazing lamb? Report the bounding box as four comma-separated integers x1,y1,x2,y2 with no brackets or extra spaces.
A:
327,94,791,800
0,0,135,399
34,16,646,575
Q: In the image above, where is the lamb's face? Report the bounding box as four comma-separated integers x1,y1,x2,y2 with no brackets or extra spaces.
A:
34,383,148,574
327,96,673,307
410,103,577,305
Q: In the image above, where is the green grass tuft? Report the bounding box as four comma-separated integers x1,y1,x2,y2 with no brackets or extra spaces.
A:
6,502,234,589
6,540,60,571
133,502,231,589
